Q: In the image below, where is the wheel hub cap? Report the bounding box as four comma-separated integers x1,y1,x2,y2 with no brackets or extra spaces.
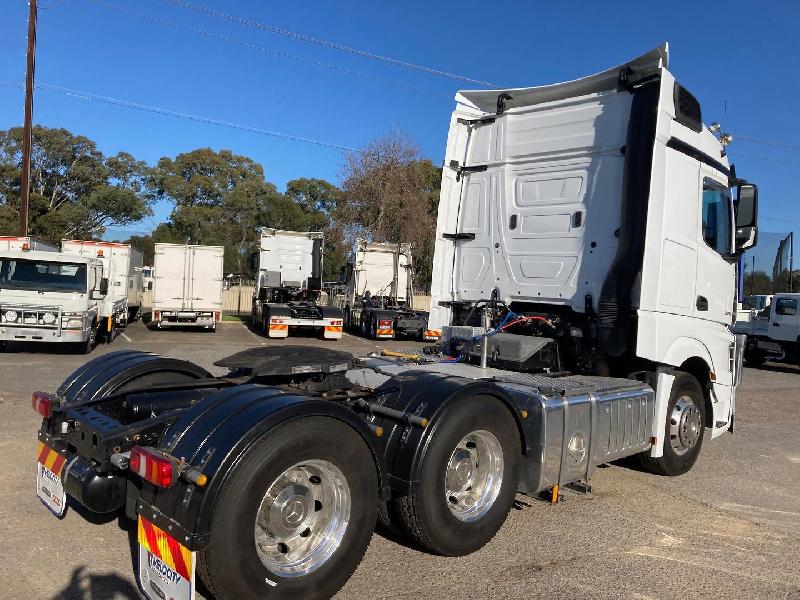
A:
670,396,702,455
254,460,350,577
444,430,504,522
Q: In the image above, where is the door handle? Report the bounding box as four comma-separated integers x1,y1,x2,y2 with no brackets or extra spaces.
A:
509,214,518,230
696,296,708,311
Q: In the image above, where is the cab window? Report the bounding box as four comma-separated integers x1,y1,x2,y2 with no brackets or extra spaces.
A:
775,297,798,316
701,178,732,256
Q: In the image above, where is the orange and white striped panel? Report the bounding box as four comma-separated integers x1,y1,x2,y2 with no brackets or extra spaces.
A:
37,442,66,476
138,516,193,583
324,325,343,339
268,323,289,338
423,329,441,341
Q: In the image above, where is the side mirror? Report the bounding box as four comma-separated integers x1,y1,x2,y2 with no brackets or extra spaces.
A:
99,277,109,295
735,183,758,253
249,252,259,272
258,287,269,302
147,281,153,291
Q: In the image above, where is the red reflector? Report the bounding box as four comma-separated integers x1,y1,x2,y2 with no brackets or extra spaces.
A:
153,311,160,320
130,446,175,488
32,391,52,418
379,320,392,328
215,312,221,321
330,320,343,326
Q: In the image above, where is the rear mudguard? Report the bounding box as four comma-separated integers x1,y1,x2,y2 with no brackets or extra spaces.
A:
56,350,212,405
369,371,533,497
138,384,389,551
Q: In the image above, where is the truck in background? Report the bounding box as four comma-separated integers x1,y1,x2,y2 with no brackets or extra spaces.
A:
0,236,58,252
0,248,108,353
740,292,800,365
32,45,760,600
344,239,438,340
251,228,343,340
151,243,223,331
62,240,143,335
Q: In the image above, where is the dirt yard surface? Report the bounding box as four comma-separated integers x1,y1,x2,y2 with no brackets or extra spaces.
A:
1,320,798,599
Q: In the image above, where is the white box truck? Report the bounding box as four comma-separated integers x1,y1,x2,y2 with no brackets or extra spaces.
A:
344,239,438,340
740,292,800,365
0,236,58,252
151,243,223,331
251,229,344,339
0,248,108,353
62,240,143,333
33,45,761,600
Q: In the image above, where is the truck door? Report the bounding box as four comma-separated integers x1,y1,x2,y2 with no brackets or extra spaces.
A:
188,246,224,311
154,246,189,311
770,296,800,342
451,90,632,308
694,175,736,325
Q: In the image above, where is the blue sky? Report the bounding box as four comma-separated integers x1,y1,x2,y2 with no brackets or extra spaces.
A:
1,0,797,257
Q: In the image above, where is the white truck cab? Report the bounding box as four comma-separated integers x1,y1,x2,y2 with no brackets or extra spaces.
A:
742,292,800,366
0,249,108,352
429,43,757,462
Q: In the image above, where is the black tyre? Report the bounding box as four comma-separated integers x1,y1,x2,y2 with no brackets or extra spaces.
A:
198,417,378,600
77,321,97,355
389,395,521,556
744,348,766,367
0,341,7,352
359,314,368,338
368,316,378,340
639,372,706,476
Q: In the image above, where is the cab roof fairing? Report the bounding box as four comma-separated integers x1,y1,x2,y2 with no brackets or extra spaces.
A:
452,44,669,114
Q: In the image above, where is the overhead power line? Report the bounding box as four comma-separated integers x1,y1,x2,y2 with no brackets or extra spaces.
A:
37,82,355,151
762,217,800,225
728,152,800,168
159,0,498,87
736,135,800,152
89,0,449,98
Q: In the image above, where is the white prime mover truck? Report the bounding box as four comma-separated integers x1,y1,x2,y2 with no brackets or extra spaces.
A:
34,45,759,600
151,243,224,331
62,240,144,327
251,228,344,340
344,239,438,340
1,246,109,353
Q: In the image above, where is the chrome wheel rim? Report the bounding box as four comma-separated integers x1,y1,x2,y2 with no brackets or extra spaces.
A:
444,430,504,522
670,396,702,455
254,459,350,577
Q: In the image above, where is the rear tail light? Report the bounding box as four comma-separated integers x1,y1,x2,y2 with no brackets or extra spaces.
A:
379,319,392,328
270,318,285,324
130,446,176,488
32,391,52,418
215,311,221,321
330,320,343,326
153,310,160,320
21,242,30,251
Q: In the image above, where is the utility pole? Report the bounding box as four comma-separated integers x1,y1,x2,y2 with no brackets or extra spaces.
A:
19,0,38,237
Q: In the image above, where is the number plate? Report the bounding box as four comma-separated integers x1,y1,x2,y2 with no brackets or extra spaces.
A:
137,516,196,600
36,442,67,517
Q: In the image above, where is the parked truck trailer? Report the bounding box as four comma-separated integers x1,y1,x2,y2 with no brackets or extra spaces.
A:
33,45,759,600
344,239,438,341
0,236,58,252
251,229,344,340
151,243,224,331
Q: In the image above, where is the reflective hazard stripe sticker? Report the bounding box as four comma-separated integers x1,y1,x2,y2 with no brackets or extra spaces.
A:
138,517,192,582
37,441,66,476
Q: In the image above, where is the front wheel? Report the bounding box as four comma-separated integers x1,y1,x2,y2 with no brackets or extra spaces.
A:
198,417,378,600
639,372,706,476
390,395,521,556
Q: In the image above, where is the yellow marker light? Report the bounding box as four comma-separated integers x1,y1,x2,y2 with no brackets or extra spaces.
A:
520,410,528,419
420,418,429,428
195,473,208,487
374,426,384,437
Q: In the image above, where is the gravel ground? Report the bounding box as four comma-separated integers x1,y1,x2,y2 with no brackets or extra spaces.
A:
1,320,798,599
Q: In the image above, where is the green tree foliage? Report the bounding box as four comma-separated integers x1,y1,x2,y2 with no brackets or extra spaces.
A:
339,130,441,291
0,126,152,242
152,149,339,277
743,270,774,296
